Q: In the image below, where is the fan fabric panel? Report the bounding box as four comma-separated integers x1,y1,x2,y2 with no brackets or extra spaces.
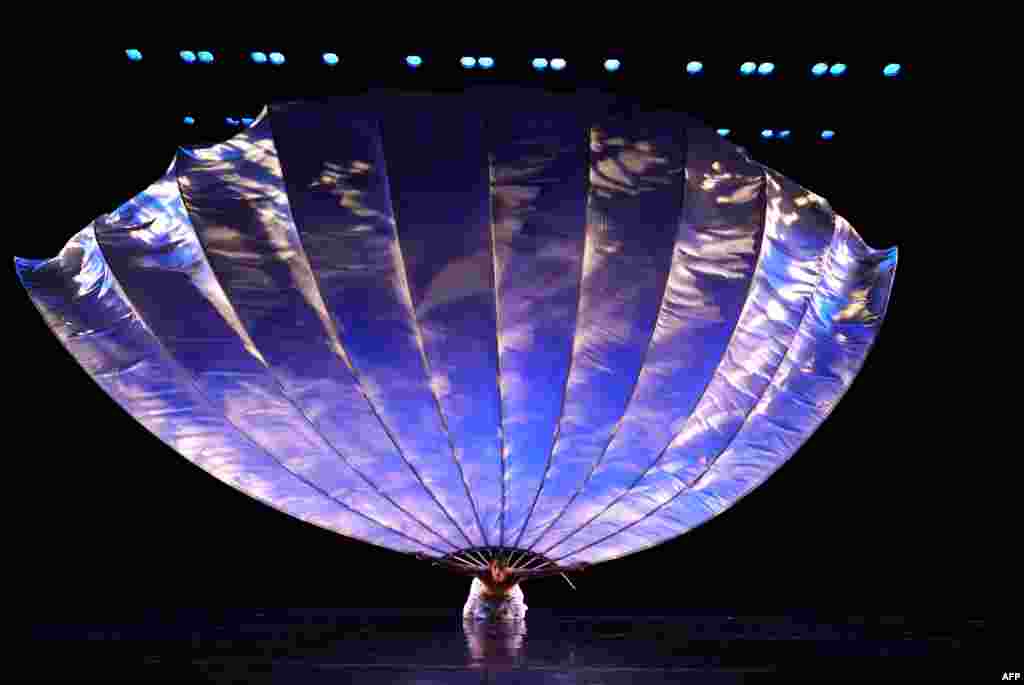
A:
16,227,437,555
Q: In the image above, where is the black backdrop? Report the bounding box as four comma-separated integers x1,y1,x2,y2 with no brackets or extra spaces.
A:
11,51,976,614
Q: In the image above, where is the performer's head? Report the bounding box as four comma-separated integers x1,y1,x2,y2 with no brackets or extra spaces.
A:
488,558,508,583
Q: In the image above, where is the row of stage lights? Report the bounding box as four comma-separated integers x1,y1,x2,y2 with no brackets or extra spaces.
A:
125,51,902,78
719,128,836,140
183,115,837,141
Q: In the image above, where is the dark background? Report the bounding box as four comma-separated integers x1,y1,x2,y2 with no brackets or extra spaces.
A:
12,50,974,615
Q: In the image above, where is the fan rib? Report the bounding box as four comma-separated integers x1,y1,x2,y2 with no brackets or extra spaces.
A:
533,169,771,556
377,120,490,550
509,122,593,550
520,130,689,553
485,145,510,555
36,242,449,557
548,182,838,562
171,140,466,553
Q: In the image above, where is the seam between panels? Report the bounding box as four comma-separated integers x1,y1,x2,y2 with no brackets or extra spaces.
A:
260,114,477,552
538,169,773,557
71,251,449,557
485,141,510,557
534,169,772,556
376,114,488,550
174,147,464,554
511,121,593,552
521,125,689,553
553,233,896,566
549,185,838,562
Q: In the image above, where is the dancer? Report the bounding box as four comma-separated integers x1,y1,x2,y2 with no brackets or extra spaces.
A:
421,554,588,621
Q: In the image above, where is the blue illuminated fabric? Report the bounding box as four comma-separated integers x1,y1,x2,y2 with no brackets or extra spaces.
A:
15,92,897,566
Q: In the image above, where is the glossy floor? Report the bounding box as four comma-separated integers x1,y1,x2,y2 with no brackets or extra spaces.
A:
30,609,989,681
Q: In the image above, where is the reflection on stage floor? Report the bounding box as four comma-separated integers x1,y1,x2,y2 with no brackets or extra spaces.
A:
29,609,987,681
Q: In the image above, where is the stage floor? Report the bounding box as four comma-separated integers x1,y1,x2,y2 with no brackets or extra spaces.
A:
29,609,991,681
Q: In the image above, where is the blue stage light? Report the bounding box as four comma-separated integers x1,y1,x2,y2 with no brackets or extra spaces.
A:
251,52,267,64
757,62,775,75
812,62,829,76
269,52,285,65
883,63,901,76
821,129,835,140
550,58,567,70
406,55,423,68
740,61,757,75
478,57,495,69
322,53,339,66
198,51,214,64
778,130,791,139
686,60,703,74
829,63,846,76
179,51,196,64
241,117,254,126
125,49,143,62
532,58,548,70
461,56,476,68
761,129,774,139
226,117,240,126
716,128,731,137
604,59,621,72
183,116,195,125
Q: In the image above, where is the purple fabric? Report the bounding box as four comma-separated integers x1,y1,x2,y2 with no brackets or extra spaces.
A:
15,93,897,567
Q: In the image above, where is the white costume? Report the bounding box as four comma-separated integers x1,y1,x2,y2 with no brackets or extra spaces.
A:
462,577,528,621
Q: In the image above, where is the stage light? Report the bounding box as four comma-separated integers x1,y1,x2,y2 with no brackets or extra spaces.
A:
883,63,901,76
125,49,142,62
406,55,423,68
532,58,548,70
226,117,240,126
322,53,339,66
778,130,791,139
478,57,495,69
757,62,775,75
761,129,774,139
829,63,846,76
461,56,476,68
269,52,285,65
604,59,621,72
812,62,829,77
183,116,195,125
197,51,214,64
241,117,254,126
686,60,703,74
821,129,835,140
251,52,267,64
716,128,731,137
740,61,757,75
550,58,567,70
179,51,197,64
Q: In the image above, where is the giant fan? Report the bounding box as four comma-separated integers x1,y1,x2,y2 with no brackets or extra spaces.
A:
15,91,897,573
